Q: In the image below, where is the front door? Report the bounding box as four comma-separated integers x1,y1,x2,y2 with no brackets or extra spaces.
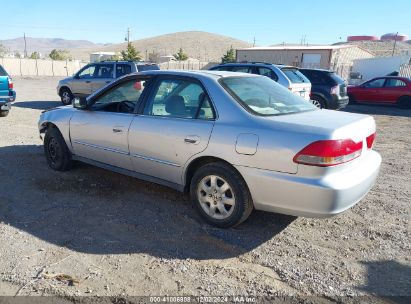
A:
129,77,215,185
70,77,150,170
357,78,386,102
71,64,96,96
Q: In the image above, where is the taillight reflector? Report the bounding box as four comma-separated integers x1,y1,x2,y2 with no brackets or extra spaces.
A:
294,139,363,167
366,133,376,149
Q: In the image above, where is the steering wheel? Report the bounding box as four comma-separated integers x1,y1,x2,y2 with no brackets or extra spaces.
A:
116,100,135,113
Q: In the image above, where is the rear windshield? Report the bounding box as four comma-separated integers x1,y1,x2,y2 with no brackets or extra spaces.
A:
0,65,8,76
137,64,160,72
281,68,310,83
327,72,345,84
220,76,316,116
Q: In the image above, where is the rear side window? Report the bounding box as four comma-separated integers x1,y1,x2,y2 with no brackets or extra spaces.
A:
281,68,310,83
220,76,316,116
137,64,160,72
0,65,8,76
230,66,252,73
116,64,132,78
257,67,278,81
95,64,114,78
385,79,406,87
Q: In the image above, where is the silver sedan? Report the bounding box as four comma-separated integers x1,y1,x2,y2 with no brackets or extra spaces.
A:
38,70,381,228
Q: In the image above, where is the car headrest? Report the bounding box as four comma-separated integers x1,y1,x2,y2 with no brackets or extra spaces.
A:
165,95,186,117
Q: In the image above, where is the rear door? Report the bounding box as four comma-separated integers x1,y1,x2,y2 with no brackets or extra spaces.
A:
379,78,408,103
128,76,215,185
0,66,10,97
91,63,115,93
70,64,97,96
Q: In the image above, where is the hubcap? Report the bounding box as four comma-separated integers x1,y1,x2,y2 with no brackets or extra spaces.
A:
197,175,235,220
312,99,322,108
48,138,61,165
62,92,71,103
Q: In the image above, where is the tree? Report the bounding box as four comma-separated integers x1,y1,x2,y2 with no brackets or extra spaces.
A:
173,48,188,61
108,53,122,61
49,49,70,60
148,51,160,63
30,51,40,59
221,47,236,63
14,51,22,58
121,42,142,61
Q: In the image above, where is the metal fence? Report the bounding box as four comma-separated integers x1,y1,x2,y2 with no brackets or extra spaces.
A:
399,64,411,78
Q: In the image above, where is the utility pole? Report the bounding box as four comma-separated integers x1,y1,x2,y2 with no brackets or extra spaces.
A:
253,36,256,47
23,33,27,58
125,28,131,44
392,32,398,57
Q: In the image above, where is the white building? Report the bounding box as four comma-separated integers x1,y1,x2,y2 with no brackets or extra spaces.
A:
90,52,118,62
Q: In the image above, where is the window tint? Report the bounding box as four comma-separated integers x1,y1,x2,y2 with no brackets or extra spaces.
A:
385,79,406,87
363,78,385,88
144,79,214,119
116,64,132,78
137,64,160,72
229,66,252,73
281,68,310,83
95,64,114,78
221,76,316,116
257,67,278,81
78,64,96,79
92,79,148,110
300,70,328,85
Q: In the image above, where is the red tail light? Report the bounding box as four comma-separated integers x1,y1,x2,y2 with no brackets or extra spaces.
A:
293,139,363,167
366,133,376,149
8,81,13,90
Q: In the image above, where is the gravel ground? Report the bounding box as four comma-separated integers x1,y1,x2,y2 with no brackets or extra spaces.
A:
0,77,410,302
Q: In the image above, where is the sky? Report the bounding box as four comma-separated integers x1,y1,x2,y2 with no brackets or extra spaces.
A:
1,0,410,45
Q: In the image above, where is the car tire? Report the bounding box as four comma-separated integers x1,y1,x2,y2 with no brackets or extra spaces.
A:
60,88,74,105
44,126,73,171
311,96,326,109
398,96,411,109
190,162,253,228
0,110,9,117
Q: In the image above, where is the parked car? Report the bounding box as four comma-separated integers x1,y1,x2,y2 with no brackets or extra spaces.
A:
0,65,16,117
57,61,160,105
348,76,411,108
39,70,381,228
210,62,312,101
299,68,349,109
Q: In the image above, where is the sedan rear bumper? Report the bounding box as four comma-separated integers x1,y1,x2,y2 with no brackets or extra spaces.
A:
235,150,381,217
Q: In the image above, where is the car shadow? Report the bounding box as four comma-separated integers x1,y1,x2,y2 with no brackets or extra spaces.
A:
0,145,295,260
343,104,411,118
358,260,411,303
12,100,62,110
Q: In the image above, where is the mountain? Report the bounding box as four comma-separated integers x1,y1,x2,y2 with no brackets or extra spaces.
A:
0,37,108,57
71,31,253,62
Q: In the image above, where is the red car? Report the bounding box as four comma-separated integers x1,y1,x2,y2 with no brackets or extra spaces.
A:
348,76,411,108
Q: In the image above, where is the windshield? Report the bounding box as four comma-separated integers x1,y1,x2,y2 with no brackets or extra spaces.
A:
281,68,310,83
220,76,316,116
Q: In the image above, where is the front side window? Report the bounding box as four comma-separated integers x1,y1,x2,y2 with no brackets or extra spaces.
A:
144,78,214,119
78,64,96,79
95,64,114,78
220,76,316,116
91,78,149,113
385,78,406,87
363,78,385,88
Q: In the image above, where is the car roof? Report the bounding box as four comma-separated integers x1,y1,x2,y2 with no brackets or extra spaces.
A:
130,69,260,80
215,62,296,69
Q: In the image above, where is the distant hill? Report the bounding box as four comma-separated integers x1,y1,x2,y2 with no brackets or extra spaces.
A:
71,31,253,62
0,37,108,57
334,40,411,57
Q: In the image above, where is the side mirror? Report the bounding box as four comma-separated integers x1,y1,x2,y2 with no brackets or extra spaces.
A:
73,97,88,109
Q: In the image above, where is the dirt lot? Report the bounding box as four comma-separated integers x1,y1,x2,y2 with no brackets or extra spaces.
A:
0,77,410,302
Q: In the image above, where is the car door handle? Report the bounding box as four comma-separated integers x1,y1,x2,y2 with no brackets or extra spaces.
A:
184,136,200,144
113,128,124,133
